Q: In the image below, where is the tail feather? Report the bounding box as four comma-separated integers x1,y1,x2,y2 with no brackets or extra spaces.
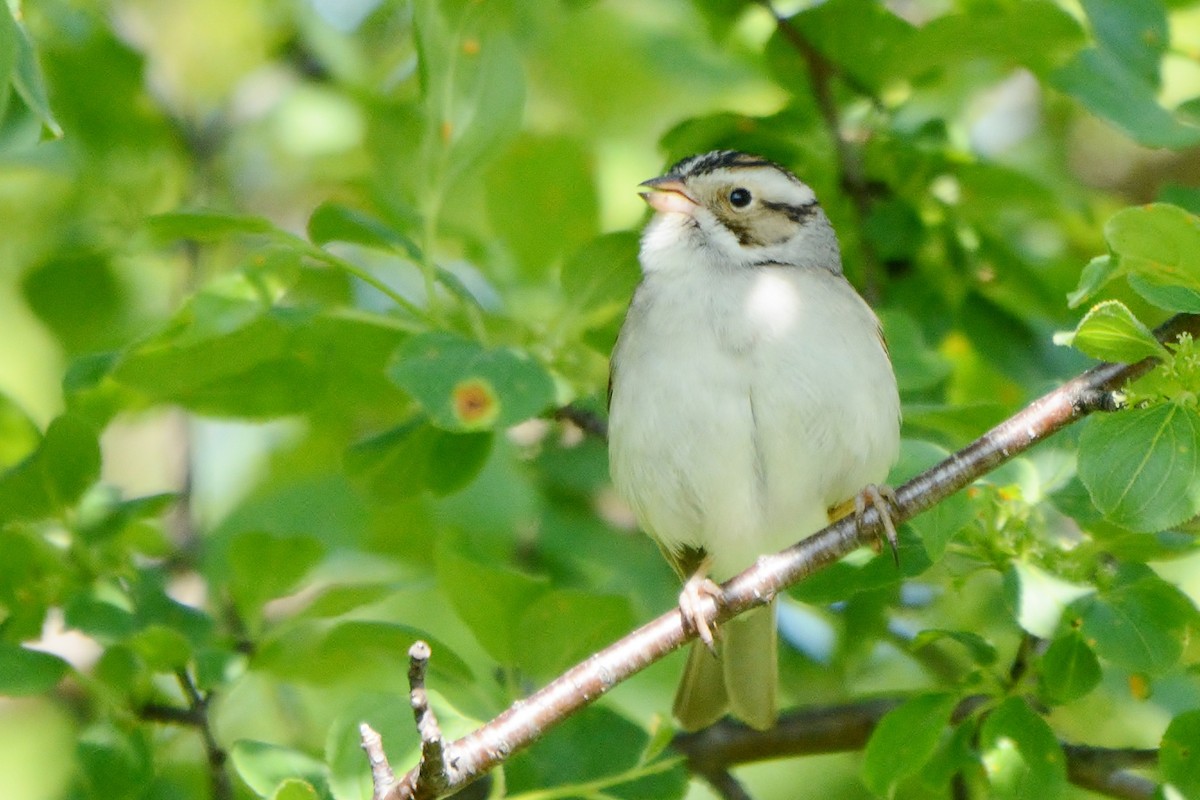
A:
672,602,777,731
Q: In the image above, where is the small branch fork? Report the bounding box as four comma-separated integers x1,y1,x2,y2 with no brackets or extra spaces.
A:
140,669,232,800
362,313,1200,799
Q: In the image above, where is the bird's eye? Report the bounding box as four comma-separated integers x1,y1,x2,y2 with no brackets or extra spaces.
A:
729,188,752,208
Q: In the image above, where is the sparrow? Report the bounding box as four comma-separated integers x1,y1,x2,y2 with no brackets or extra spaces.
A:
607,151,901,731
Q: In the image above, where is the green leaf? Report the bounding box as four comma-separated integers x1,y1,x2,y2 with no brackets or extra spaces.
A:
9,15,59,135
1053,300,1168,362
0,391,40,471
1054,49,1200,149
147,210,278,242
1067,255,1120,308
111,288,338,418
346,420,492,499
443,32,524,184
980,698,1066,800
891,440,972,561
486,134,599,280
793,0,915,94
306,202,420,260
1127,273,1200,313
1067,571,1194,673
879,312,952,394
862,693,957,795
561,231,641,322
1038,632,1102,703
516,590,635,677
64,595,138,642
0,414,101,525
0,643,69,695
254,620,471,686
910,629,997,666
270,779,320,800
0,7,18,119
228,532,325,619
1078,403,1200,532
436,540,549,666
892,1,1083,78
506,705,687,798
416,2,525,185
1161,710,1200,799
127,624,192,672
230,741,330,800
388,332,555,431
1105,204,1200,310
1081,0,1167,87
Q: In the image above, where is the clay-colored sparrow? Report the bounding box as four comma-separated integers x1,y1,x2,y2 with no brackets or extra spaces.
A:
608,151,901,731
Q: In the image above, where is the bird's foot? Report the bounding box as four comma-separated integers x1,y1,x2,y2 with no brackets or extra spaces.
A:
679,560,724,654
854,483,900,565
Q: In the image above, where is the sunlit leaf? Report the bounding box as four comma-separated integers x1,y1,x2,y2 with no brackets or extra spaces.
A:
1053,300,1167,363
980,697,1066,799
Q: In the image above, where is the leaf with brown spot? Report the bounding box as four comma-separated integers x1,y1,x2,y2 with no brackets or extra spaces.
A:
388,332,555,432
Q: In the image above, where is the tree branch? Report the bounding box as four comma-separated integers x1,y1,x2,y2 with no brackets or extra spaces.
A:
140,670,232,800
754,0,888,299
365,312,1200,799
673,698,1159,800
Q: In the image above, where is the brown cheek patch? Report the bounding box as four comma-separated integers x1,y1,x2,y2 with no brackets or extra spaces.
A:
452,378,500,428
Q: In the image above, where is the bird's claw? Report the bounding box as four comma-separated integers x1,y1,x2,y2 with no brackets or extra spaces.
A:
855,483,900,566
679,566,724,654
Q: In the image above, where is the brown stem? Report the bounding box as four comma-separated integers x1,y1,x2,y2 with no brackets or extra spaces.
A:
369,312,1200,800
674,698,1158,800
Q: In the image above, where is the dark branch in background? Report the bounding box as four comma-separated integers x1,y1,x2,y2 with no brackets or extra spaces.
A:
363,313,1200,799
754,0,888,300
674,699,1158,800
141,669,232,800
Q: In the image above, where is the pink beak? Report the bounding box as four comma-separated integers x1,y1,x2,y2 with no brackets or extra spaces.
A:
639,177,698,215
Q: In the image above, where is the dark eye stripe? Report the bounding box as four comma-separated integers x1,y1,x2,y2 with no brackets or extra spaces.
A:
762,199,818,223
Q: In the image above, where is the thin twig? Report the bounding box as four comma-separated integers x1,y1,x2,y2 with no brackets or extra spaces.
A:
368,313,1200,800
361,723,397,800
174,669,232,800
698,769,754,800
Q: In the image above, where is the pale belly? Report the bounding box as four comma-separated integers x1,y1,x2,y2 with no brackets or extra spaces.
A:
608,265,899,579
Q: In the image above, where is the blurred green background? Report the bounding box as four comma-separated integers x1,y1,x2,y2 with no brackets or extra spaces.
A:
5,0,1200,798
